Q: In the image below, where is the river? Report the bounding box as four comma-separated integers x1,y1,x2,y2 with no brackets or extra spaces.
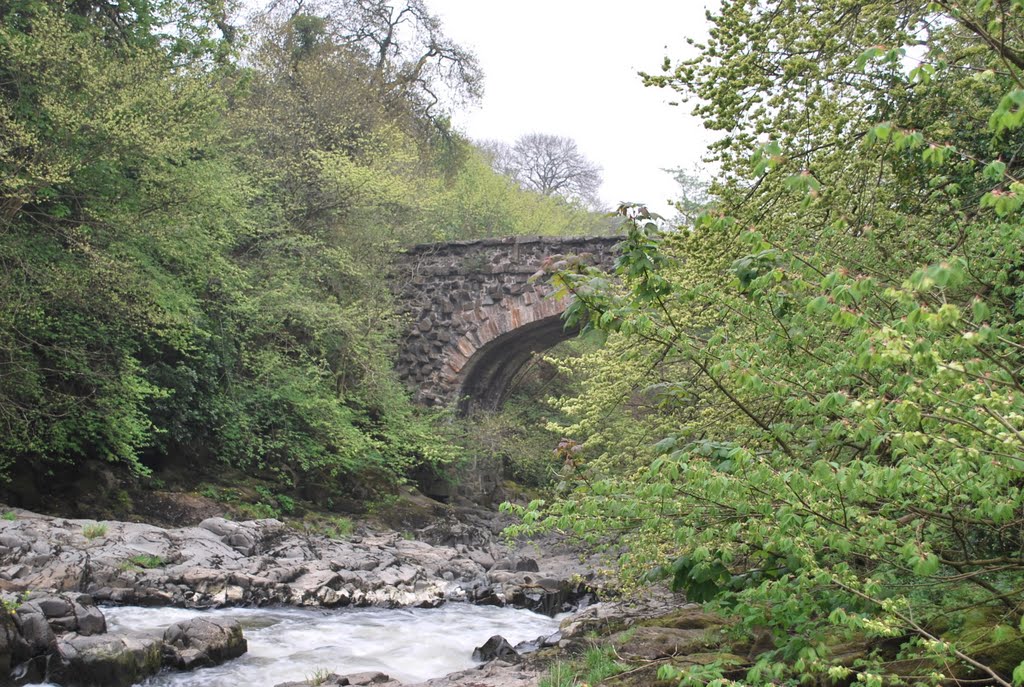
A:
29,603,560,687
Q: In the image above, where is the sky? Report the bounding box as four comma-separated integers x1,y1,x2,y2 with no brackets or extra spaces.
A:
426,1,715,217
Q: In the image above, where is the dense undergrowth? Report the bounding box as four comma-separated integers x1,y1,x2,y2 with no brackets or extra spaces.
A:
0,0,605,509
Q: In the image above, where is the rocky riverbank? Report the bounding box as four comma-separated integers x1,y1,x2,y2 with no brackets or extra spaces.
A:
0,506,593,686
0,508,587,613
0,505,762,687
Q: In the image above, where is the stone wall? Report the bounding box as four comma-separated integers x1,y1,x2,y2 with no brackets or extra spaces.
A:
393,235,619,413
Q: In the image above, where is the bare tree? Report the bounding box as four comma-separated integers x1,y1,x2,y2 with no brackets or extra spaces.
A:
257,0,482,120
336,0,482,113
481,134,604,208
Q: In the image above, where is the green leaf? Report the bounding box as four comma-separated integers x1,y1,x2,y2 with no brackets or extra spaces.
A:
1013,660,1024,687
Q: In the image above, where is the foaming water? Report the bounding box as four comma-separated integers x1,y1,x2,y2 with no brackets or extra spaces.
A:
81,604,560,686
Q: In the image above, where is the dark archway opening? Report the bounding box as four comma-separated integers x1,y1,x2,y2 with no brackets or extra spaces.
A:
456,314,578,416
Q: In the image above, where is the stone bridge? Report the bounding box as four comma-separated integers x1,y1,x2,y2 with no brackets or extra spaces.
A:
393,235,620,415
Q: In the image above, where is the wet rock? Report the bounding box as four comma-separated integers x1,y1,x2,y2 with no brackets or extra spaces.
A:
472,635,518,662
344,672,398,685
162,617,247,670
512,631,560,654
22,593,107,637
472,587,505,607
51,633,162,687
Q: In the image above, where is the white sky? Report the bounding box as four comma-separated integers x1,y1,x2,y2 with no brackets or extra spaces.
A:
427,0,715,217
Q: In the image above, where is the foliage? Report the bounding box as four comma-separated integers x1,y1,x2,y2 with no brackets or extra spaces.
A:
256,0,482,129
665,166,714,227
0,0,601,503
327,516,354,538
453,340,591,488
1,592,27,615
508,1,1024,684
535,648,626,687
428,146,613,240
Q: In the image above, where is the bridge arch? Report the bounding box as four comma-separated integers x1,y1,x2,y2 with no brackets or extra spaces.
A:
393,235,617,414
455,309,576,415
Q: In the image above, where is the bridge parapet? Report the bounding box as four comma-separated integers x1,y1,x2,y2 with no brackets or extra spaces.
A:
393,235,619,412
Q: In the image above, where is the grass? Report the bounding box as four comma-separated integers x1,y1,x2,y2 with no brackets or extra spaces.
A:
128,554,164,568
581,646,628,684
287,514,355,540
329,517,353,538
305,667,332,685
537,647,629,687
539,662,577,687
82,523,107,540
118,554,164,572
1,511,15,521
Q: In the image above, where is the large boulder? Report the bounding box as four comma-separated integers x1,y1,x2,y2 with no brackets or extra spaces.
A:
161,616,246,670
51,634,162,687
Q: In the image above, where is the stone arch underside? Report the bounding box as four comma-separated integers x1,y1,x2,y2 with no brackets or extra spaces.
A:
455,312,577,415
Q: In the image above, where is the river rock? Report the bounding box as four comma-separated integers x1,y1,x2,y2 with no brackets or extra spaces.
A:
274,671,399,686
0,510,494,609
0,506,593,625
162,616,247,670
405,660,541,687
609,625,721,660
471,635,518,662
558,593,690,640
13,606,56,657
0,610,31,676
20,593,106,636
50,633,162,687
512,631,559,654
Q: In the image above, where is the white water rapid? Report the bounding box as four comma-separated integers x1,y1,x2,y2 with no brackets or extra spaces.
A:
31,604,561,687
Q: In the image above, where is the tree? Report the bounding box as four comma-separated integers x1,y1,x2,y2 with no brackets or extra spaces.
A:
0,0,237,479
665,165,713,226
509,1,1024,684
258,0,482,125
481,133,603,209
